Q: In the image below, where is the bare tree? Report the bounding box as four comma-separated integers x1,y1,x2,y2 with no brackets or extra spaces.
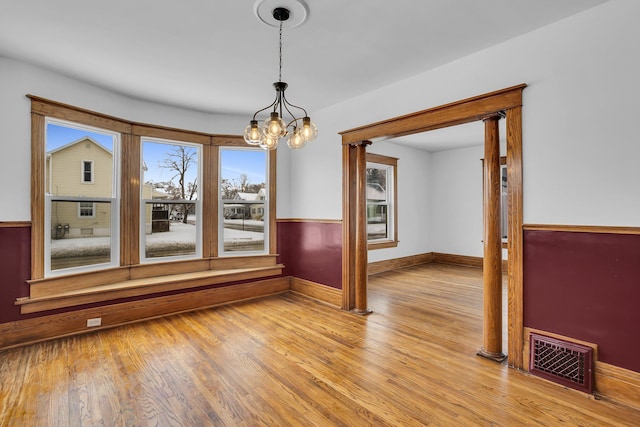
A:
238,173,249,192
160,145,197,224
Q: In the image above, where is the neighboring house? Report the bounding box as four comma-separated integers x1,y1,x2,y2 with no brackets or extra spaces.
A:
141,184,171,234
225,188,266,220
46,137,113,239
46,138,170,236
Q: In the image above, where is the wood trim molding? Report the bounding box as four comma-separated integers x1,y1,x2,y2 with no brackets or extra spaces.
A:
433,253,508,272
28,95,132,134
524,224,640,235
367,252,509,276
366,152,399,248
368,240,398,250
268,149,277,254
202,144,216,258
0,221,31,228
506,105,524,369
30,112,45,279
290,277,342,308
120,133,139,266
277,218,342,224
131,124,210,145
368,253,434,275
19,256,282,313
2,277,290,351
341,84,526,368
433,252,483,269
17,265,284,314
595,362,640,411
339,84,526,144
523,327,640,411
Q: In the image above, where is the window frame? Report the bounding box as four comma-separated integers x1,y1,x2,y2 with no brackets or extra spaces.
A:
28,96,278,299
81,160,94,184
43,117,121,276
140,137,203,263
218,146,269,257
366,152,398,250
78,201,96,218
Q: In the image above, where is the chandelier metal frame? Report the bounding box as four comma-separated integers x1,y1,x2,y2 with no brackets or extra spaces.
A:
243,6,317,150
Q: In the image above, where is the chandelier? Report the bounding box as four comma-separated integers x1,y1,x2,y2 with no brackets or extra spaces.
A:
243,5,317,150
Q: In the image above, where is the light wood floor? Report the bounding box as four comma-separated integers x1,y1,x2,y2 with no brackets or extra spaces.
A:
1,263,639,426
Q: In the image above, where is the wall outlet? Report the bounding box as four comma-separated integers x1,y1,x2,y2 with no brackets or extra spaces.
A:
87,317,102,327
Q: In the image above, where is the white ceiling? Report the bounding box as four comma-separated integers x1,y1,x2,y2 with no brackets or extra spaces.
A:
0,0,606,150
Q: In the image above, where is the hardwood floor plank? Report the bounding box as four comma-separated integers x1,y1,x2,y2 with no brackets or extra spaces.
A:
1,263,639,426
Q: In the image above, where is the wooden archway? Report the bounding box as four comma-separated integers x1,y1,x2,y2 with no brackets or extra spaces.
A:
339,84,526,369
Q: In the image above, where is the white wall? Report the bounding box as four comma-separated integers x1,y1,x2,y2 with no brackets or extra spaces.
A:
429,145,484,258
367,142,432,263
0,57,255,221
291,0,640,258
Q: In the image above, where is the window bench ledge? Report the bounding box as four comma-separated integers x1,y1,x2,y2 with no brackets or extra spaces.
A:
16,265,284,314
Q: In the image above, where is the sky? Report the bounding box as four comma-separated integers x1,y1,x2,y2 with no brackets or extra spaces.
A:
46,121,267,188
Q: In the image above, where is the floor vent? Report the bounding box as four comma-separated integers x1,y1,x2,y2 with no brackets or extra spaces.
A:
529,333,593,394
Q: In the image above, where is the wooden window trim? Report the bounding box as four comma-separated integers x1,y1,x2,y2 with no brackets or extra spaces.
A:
366,152,398,250
27,95,278,311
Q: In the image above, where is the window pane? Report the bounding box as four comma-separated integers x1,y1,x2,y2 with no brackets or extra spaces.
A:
141,139,201,261
78,201,95,218
46,123,114,196
222,201,265,252
50,201,112,271
220,149,267,254
142,141,199,201
367,203,388,240
144,202,197,258
45,120,119,275
366,165,390,240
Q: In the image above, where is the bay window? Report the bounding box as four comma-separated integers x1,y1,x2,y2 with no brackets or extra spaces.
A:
27,96,278,309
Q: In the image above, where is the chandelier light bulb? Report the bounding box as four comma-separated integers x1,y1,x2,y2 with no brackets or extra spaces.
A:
260,134,279,151
287,127,306,149
243,120,262,145
264,112,287,138
300,117,318,142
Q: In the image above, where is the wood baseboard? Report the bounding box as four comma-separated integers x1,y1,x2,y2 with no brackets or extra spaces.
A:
368,253,434,275
0,277,290,350
290,277,342,308
369,252,507,275
523,327,640,411
433,252,484,268
523,224,640,235
433,252,508,272
595,361,640,411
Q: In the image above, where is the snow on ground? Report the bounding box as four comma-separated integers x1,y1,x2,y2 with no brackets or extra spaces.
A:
51,221,263,254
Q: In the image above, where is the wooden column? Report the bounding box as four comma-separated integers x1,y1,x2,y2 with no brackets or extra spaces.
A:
478,115,506,362
353,141,372,315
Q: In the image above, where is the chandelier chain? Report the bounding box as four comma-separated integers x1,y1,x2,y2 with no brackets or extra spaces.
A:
278,20,283,82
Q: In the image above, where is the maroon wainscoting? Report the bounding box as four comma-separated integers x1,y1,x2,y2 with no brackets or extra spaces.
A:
0,226,31,324
524,229,640,373
277,220,342,289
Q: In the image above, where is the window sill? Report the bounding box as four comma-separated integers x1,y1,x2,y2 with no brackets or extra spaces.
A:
368,240,398,250
17,256,283,314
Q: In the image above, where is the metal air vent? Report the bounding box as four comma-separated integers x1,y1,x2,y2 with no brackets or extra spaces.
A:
529,333,593,394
